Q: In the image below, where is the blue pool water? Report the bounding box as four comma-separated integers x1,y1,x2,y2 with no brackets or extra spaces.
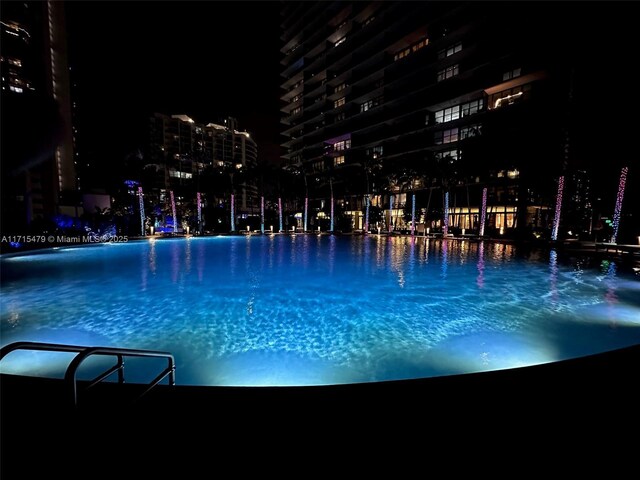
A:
1,236,639,386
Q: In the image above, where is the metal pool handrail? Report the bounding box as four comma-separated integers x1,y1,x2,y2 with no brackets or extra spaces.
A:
0,341,175,406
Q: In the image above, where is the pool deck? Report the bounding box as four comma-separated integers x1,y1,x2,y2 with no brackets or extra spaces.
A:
2,345,639,472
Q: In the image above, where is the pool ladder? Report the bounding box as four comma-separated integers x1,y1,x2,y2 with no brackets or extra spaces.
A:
0,341,175,406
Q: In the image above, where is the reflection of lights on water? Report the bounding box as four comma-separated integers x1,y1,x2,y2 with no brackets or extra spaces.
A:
549,249,558,306
428,333,558,374
476,242,485,288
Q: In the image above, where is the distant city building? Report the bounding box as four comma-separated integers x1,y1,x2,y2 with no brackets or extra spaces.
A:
280,2,576,235
145,114,258,230
1,0,76,229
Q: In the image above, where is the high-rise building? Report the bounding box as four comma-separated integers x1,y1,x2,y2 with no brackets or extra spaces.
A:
280,2,572,235
145,114,258,227
1,0,76,230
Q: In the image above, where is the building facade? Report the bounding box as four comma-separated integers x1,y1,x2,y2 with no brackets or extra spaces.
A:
144,114,258,231
280,2,578,236
1,0,76,231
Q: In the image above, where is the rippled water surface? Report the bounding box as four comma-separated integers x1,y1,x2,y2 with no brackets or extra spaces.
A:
1,236,639,385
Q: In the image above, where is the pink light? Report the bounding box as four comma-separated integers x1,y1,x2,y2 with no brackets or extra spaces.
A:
443,192,449,236
551,176,564,241
261,196,265,234
389,196,394,233
479,187,487,237
230,194,235,232
138,186,145,236
278,197,283,232
196,192,202,231
170,190,177,234
364,195,370,233
304,197,308,232
611,167,628,244
411,194,416,236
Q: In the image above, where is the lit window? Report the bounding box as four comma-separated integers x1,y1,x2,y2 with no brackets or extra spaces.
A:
334,36,347,47
435,149,459,162
8,58,22,67
489,84,531,109
437,64,459,82
502,68,522,82
459,123,482,140
364,16,375,26
290,93,302,103
361,100,373,112
434,106,460,124
333,140,351,151
9,85,23,93
366,146,384,159
461,99,484,116
334,155,345,166
334,112,346,123
507,169,519,179
313,161,324,172
334,97,346,108
434,128,459,145
291,106,302,115
360,96,383,112
394,48,410,61
437,42,462,59
334,83,346,93
411,39,428,52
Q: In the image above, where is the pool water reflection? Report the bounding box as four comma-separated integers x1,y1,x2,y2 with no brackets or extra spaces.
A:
1,236,639,386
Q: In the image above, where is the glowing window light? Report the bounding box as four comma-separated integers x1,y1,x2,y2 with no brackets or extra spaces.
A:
230,194,235,232
411,194,416,236
611,166,628,244
389,196,394,233
138,186,145,236
364,195,370,233
278,197,283,232
551,176,564,241
197,192,202,231
170,190,177,234
479,187,487,237
443,192,449,236
260,196,265,234
494,91,523,109
304,197,308,232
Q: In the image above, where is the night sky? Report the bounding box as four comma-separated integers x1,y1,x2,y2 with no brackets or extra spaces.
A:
65,1,638,214
65,1,282,184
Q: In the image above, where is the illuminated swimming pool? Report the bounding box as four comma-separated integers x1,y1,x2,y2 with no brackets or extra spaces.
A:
1,236,639,386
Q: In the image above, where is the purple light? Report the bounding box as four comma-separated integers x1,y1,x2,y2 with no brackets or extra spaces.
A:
304,197,308,232
330,195,334,232
196,192,202,232
443,192,449,236
411,194,416,236
389,196,394,233
230,194,235,232
170,190,177,234
278,197,283,232
477,241,485,289
364,195,370,233
479,187,487,237
551,176,564,241
260,196,265,234
611,166,628,244
138,186,145,236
